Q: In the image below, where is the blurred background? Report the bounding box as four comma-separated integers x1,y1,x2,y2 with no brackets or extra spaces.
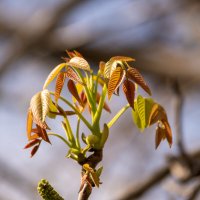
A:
0,0,200,199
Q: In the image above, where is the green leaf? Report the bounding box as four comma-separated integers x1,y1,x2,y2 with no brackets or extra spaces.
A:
136,95,146,130
132,96,154,131
132,102,143,130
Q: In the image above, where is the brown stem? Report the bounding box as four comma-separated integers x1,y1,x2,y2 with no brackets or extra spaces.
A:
78,149,103,200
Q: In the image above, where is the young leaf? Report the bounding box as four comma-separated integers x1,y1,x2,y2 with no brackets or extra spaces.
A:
122,80,135,109
162,121,172,147
30,90,50,129
110,56,135,62
67,80,83,106
31,144,40,157
107,67,125,100
65,67,83,84
132,106,143,130
136,95,146,130
43,63,66,89
36,125,51,144
55,72,66,103
99,61,105,75
66,50,76,58
127,67,151,95
74,50,83,58
27,108,33,140
155,126,165,149
68,57,90,71
24,139,41,149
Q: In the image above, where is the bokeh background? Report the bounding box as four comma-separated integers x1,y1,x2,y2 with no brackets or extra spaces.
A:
0,0,200,199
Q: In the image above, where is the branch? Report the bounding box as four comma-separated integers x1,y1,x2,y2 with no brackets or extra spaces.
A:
187,182,200,200
118,167,170,200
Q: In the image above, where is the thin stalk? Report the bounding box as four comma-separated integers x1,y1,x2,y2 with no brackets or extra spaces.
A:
75,68,96,114
92,84,107,132
107,104,130,128
76,118,81,149
48,132,71,147
50,92,93,132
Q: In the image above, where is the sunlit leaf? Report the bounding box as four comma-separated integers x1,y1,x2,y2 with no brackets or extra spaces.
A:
30,90,50,128
110,56,135,62
132,105,143,130
107,67,125,100
43,63,66,89
136,95,146,130
67,80,83,106
149,103,167,125
145,98,154,126
122,79,135,109
24,139,41,149
55,72,66,103
68,57,90,71
127,67,151,95
99,61,105,75
26,108,33,140
65,67,83,84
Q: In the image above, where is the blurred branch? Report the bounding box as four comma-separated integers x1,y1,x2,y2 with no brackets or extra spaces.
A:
118,167,170,200
0,158,35,197
187,182,200,200
0,0,84,77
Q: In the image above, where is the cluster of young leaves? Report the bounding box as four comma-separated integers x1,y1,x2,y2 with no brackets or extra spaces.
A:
25,50,172,165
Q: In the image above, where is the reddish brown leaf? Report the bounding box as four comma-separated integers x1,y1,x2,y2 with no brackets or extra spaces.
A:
162,121,172,147
96,92,111,113
30,133,40,140
65,67,83,84
127,67,151,95
55,72,66,103
24,139,41,149
149,104,168,125
67,80,83,106
108,67,125,100
155,126,165,149
36,125,51,144
26,108,33,140
74,50,83,58
122,79,135,109
31,144,40,157
66,50,76,58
